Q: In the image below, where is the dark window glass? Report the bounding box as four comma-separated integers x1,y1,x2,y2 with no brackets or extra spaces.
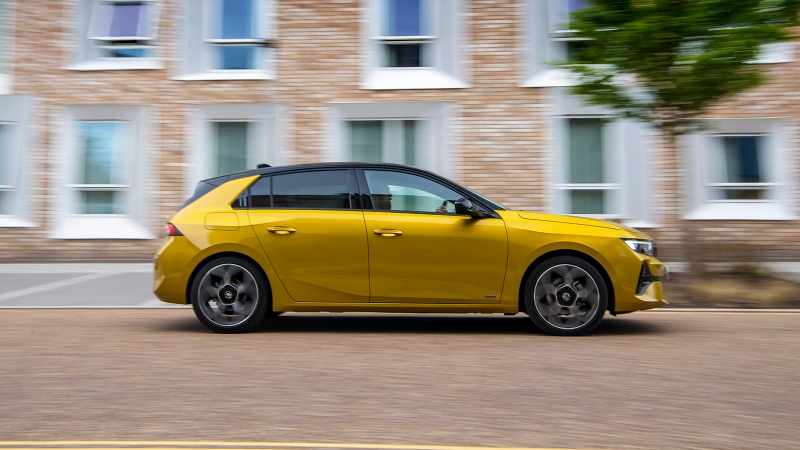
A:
273,171,351,209
250,176,271,208
387,44,422,67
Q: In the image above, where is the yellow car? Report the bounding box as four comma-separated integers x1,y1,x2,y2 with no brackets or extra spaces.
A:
154,163,667,335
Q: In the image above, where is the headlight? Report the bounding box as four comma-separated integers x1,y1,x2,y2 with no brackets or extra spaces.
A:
621,238,656,257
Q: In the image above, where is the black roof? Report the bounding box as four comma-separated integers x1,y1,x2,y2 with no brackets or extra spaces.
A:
202,162,441,186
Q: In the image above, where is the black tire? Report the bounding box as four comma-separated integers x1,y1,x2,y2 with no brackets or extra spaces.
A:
190,256,270,333
523,256,608,336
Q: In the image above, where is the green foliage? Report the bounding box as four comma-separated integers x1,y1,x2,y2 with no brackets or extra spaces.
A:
563,0,800,135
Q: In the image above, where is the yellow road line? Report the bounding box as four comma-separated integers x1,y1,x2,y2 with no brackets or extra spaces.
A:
0,442,600,450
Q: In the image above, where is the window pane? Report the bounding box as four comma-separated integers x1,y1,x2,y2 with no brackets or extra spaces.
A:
403,120,416,166
568,118,604,184
387,44,422,67
220,46,256,70
364,170,461,213
0,124,12,186
273,171,350,209
570,190,605,215
109,3,143,37
250,177,271,208
79,122,126,185
350,121,383,163
723,136,762,183
81,191,118,214
0,192,8,215
388,0,421,36
106,47,149,58
221,0,253,39
214,122,249,176
566,40,589,62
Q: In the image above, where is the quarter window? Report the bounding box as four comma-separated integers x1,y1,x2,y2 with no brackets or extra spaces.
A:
272,171,351,209
364,170,461,214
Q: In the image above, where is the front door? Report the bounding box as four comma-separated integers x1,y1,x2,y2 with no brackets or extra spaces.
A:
361,170,508,304
248,170,370,303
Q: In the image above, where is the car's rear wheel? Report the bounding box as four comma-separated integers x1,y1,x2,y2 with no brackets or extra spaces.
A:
524,256,608,336
190,257,269,333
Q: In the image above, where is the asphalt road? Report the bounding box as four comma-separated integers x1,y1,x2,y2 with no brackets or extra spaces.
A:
1,310,799,450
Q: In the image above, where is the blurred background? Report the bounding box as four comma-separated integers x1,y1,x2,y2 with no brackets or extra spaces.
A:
0,0,799,307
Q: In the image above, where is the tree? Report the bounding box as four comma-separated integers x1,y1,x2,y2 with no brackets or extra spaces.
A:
564,0,800,138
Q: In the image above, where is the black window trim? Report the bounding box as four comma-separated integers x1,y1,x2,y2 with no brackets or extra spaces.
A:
356,168,501,218
243,168,360,211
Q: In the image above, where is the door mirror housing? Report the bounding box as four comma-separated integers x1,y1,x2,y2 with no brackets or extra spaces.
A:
454,197,489,218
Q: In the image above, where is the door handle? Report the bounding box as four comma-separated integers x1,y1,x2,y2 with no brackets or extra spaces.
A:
373,229,403,237
268,227,296,235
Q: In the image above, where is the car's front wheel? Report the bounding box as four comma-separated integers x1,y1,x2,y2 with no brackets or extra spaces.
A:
524,256,608,336
190,257,269,333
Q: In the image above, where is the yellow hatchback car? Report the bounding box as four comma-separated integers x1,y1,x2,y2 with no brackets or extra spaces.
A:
154,163,667,335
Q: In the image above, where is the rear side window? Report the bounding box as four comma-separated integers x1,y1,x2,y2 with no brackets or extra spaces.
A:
272,170,351,209
250,177,271,207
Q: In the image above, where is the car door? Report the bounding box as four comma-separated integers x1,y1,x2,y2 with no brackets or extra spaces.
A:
248,169,370,303
360,169,508,304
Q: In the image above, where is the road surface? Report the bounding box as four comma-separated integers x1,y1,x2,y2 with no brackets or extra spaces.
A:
1,310,799,449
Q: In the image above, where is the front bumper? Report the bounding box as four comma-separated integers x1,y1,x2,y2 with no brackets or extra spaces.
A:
614,258,669,313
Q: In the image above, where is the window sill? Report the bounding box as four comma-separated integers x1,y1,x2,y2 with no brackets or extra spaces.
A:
751,42,794,64
685,202,796,221
0,74,11,95
520,69,577,88
622,220,660,229
49,217,155,240
0,217,36,228
362,69,470,90
172,71,275,81
65,59,164,71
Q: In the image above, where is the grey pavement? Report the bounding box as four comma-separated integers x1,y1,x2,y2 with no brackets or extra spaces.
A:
0,263,169,307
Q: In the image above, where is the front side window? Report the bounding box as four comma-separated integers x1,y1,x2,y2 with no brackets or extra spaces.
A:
349,120,419,166
72,122,130,214
364,170,461,214
558,118,620,216
272,171,351,209
706,135,773,201
88,0,160,59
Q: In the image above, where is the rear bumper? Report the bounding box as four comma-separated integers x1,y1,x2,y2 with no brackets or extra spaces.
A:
153,237,193,304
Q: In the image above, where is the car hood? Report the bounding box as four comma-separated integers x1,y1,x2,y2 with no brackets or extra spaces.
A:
515,211,651,239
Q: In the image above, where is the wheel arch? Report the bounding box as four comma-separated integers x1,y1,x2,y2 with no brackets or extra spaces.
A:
518,249,616,315
185,251,272,305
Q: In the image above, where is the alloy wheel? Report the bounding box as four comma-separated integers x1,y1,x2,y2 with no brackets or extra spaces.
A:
532,263,601,331
196,263,259,328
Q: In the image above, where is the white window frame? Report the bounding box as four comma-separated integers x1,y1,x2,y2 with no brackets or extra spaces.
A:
67,0,163,71
0,0,16,94
188,103,284,195
685,118,795,221
51,105,154,239
551,90,654,226
0,95,35,227
176,0,275,81
363,0,469,90
329,102,453,176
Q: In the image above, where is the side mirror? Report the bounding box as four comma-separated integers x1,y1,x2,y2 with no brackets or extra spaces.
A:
454,197,487,218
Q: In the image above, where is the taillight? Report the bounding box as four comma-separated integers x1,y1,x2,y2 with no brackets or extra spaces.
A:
165,223,183,236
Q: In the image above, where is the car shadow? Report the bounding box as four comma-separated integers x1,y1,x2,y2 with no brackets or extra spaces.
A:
155,313,668,336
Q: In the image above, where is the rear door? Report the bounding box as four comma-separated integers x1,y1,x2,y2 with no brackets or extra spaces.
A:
248,169,370,303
